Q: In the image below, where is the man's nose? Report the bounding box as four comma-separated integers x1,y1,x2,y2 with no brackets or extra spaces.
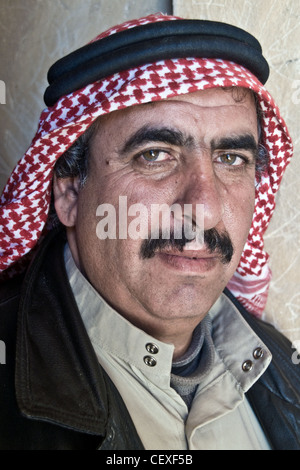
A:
176,159,225,231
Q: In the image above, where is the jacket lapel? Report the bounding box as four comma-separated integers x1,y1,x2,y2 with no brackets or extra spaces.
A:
15,229,109,435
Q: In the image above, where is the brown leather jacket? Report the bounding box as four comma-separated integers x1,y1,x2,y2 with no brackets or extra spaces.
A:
0,229,299,449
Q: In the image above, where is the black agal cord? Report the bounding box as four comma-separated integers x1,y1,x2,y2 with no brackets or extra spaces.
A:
44,20,269,107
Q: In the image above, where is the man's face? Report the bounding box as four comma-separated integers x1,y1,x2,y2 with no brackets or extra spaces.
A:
68,88,258,337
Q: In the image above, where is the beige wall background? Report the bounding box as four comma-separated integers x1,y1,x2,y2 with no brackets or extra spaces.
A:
0,0,171,190
0,0,299,346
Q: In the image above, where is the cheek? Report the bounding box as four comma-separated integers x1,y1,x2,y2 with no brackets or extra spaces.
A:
225,182,256,250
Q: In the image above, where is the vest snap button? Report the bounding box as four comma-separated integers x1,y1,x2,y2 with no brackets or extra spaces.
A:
242,360,253,372
143,355,157,367
145,342,159,354
253,347,264,359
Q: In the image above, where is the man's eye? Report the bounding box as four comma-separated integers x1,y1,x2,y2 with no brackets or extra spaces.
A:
217,153,245,166
139,149,170,162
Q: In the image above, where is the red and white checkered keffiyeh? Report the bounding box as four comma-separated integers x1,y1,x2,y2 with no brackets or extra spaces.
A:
0,14,293,317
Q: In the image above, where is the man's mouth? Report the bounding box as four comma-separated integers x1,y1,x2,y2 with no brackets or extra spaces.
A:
156,249,219,274
160,248,215,259
140,228,234,265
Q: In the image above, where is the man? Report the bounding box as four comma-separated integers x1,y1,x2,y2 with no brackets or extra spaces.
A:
0,13,299,450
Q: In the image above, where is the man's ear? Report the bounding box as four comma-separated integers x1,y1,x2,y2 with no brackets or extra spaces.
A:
53,174,81,227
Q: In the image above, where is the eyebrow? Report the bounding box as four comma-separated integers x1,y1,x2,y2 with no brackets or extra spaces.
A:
121,125,194,154
121,125,258,156
211,134,258,154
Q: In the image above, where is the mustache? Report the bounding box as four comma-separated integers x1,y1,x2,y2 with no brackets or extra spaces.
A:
140,228,234,264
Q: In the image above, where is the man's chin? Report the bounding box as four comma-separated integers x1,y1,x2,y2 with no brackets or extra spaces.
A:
144,281,225,322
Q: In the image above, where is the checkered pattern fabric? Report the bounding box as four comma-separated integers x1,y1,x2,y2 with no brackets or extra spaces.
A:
0,14,293,316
